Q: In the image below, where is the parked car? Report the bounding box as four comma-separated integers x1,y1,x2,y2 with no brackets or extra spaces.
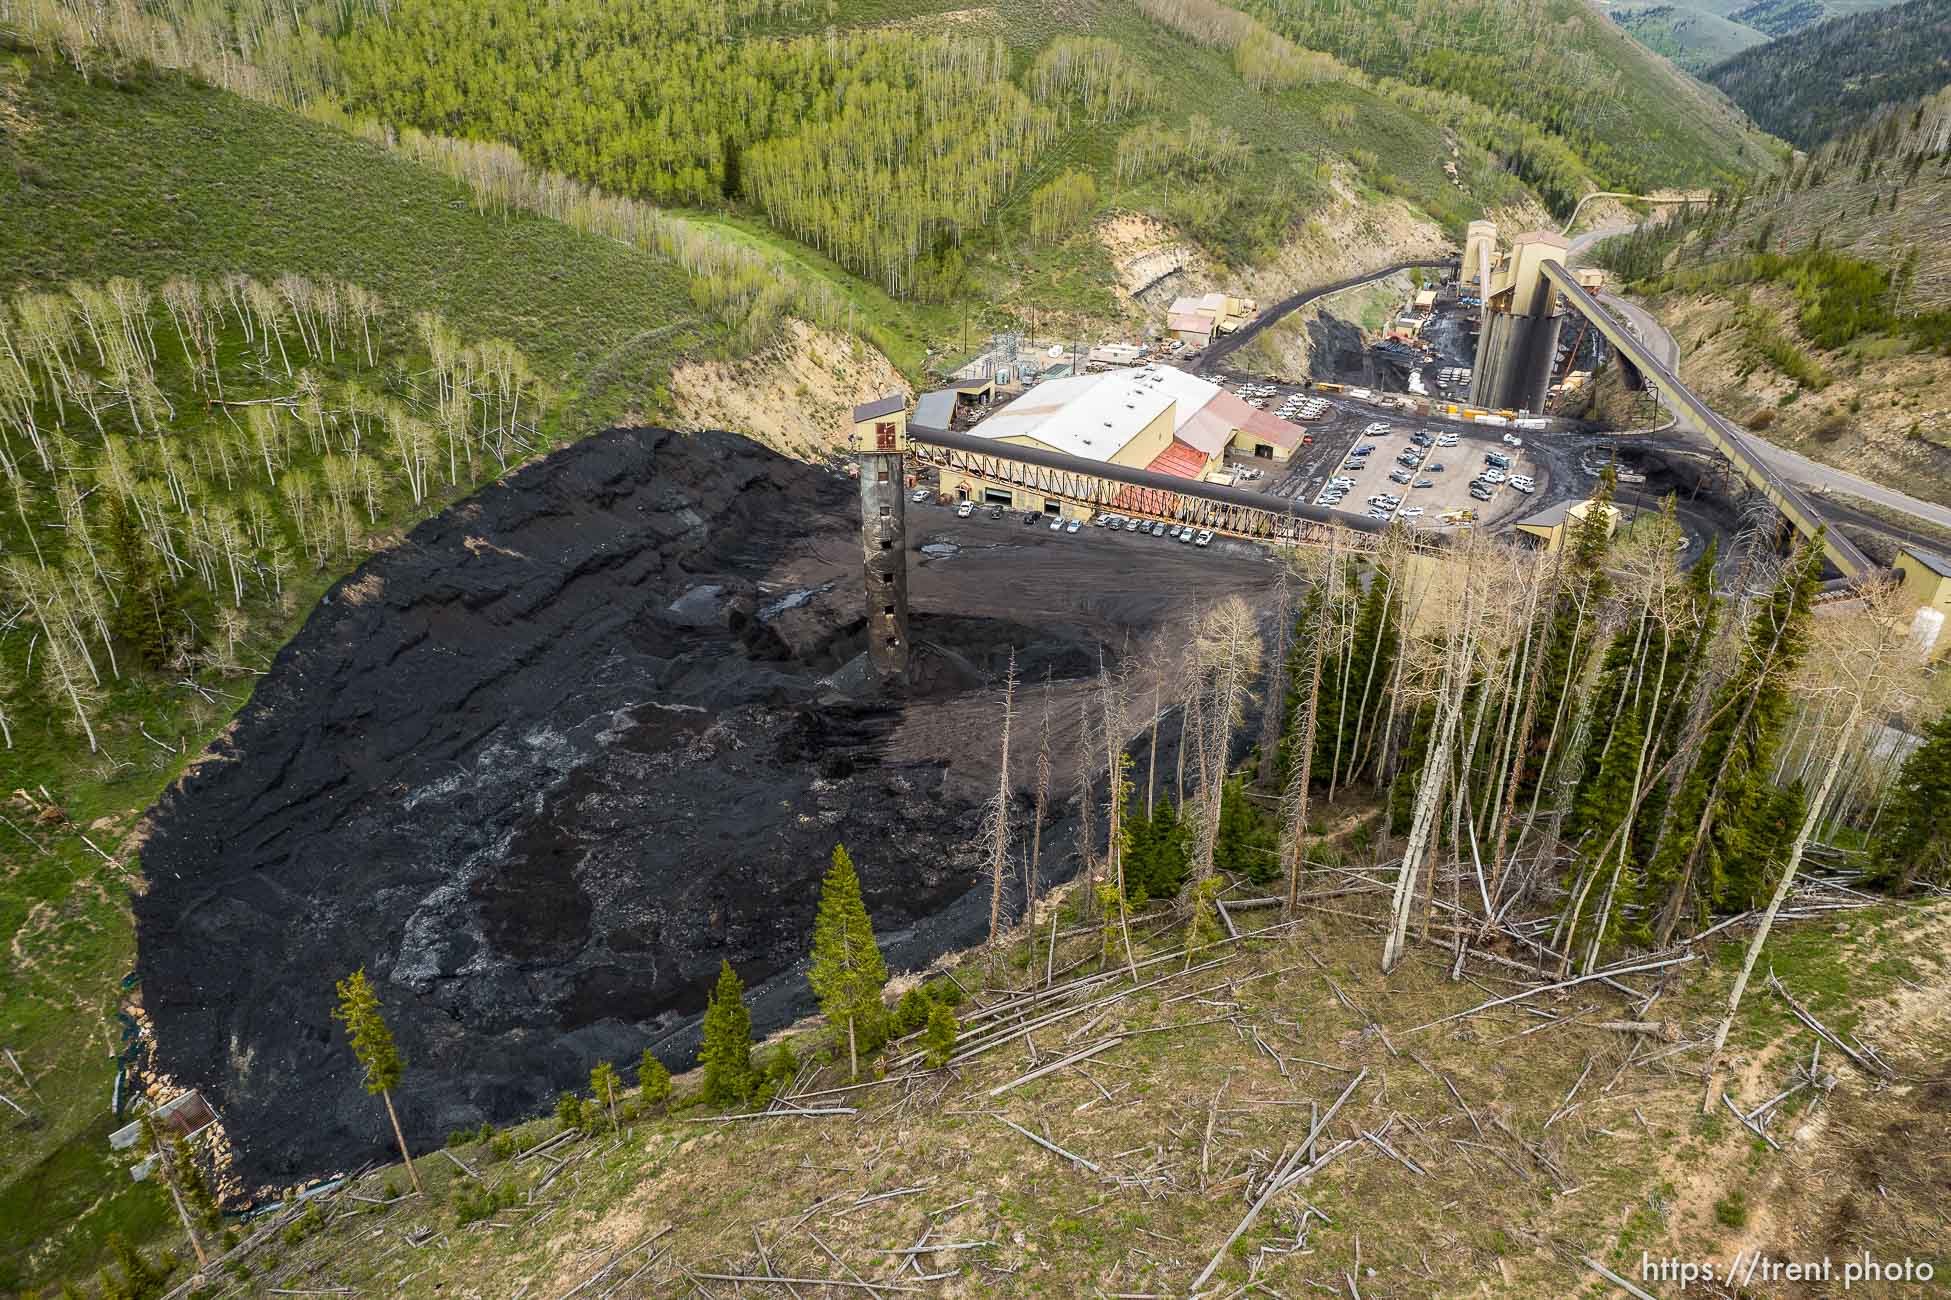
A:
1413,478,1435,489
1151,521,1168,537
1510,481,1535,494
1502,433,1524,447
1425,463,1444,473
1195,530,1213,547
1065,519,1082,533
988,505,1005,519
1049,515,1065,530
956,500,975,517
1436,434,1459,447
1399,507,1424,519
911,488,932,503
1023,511,1040,525
1125,517,1143,531
1177,527,1194,543
1389,469,1413,484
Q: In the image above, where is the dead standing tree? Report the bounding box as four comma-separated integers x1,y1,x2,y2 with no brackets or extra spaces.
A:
1098,654,1140,977
985,647,1018,945
1025,669,1053,916
1383,532,1486,972
1701,580,1919,1110
1186,596,1264,887
1255,560,1293,789
1280,538,1338,919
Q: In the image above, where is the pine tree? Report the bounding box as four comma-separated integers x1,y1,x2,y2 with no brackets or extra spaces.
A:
99,1232,168,1300
589,1060,622,1131
921,1000,958,1069
1643,538,1823,937
1867,704,1951,891
105,498,171,670
698,959,753,1106
1526,469,1616,789
136,1115,209,1269
1213,776,1277,883
172,1133,222,1236
638,1048,672,1114
1124,798,1189,902
754,1040,799,1105
332,968,423,1195
1185,877,1222,957
808,844,888,1080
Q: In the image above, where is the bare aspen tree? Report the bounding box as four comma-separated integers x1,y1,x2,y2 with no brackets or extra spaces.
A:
1146,676,1164,818
1701,582,1918,1110
985,648,1017,945
1383,535,1484,971
1075,683,1099,888
1256,561,1292,789
1098,655,1138,976
1026,670,1053,915
1187,596,1263,885
1281,545,1333,918
1484,547,1561,911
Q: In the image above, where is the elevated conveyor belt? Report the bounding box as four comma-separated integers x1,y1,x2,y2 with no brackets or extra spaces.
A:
905,424,1388,543
1539,261,1873,582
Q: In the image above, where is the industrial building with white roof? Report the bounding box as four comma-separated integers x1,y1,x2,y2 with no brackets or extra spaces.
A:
924,364,1312,518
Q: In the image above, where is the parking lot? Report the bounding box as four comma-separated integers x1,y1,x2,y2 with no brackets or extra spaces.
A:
1306,420,1540,530
906,488,1271,560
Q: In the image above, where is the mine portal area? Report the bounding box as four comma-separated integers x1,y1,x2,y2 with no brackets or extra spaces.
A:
1537,261,1872,583
1464,224,1869,583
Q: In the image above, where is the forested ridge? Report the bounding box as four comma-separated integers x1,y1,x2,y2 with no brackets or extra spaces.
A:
1589,88,1951,357
1706,0,1951,146
8,0,1773,316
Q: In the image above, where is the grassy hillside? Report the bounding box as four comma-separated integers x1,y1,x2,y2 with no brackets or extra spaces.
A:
54,881,1950,1299
1705,0,1951,145
1608,4,1769,72
0,49,726,1295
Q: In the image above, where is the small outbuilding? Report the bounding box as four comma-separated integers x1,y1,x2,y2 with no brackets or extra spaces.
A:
1512,498,1619,553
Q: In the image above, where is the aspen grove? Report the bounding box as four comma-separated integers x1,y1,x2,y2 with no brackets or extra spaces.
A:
0,275,550,752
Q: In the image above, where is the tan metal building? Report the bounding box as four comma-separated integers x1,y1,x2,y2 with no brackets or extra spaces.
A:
1893,546,1951,658
1512,498,1620,553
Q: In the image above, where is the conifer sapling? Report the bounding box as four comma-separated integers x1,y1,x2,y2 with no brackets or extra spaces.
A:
808,844,889,1080
698,959,754,1106
332,967,423,1195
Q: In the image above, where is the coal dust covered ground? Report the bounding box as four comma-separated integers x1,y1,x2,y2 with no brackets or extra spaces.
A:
134,427,1275,1184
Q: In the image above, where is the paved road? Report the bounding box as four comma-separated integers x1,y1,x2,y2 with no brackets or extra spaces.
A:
1598,294,1951,536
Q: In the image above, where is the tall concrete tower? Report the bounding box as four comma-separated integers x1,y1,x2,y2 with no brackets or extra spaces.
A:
1470,230,1569,414
849,394,912,684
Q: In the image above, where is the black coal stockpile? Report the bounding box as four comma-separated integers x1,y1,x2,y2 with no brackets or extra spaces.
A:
136,427,1112,1183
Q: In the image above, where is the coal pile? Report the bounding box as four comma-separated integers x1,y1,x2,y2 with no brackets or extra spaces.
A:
136,427,1268,1183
